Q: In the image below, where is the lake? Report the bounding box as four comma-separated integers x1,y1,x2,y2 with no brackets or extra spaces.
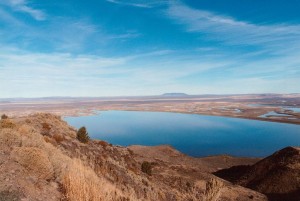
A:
65,111,300,157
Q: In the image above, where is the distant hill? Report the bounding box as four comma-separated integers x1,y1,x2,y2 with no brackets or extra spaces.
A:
161,93,189,97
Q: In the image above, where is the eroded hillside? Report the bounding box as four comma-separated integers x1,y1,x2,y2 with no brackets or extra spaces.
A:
0,113,267,200
215,146,300,201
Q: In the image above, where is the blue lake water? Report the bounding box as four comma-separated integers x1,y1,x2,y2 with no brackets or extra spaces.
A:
259,111,293,118
283,107,300,113
64,111,300,157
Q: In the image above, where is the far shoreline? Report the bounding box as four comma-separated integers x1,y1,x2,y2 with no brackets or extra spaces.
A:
63,108,300,126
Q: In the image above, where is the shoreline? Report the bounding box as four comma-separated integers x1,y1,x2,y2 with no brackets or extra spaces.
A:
64,108,300,126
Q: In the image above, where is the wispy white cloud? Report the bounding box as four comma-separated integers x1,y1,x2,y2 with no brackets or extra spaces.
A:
0,9,140,53
106,0,166,8
0,44,299,97
166,2,300,49
1,0,46,20
0,6,24,26
107,31,141,40
0,47,128,97
0,46,230,97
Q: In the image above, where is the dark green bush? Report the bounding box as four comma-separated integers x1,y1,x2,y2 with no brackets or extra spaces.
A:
76,126,90,143
1,114,8,119
141,161,152,175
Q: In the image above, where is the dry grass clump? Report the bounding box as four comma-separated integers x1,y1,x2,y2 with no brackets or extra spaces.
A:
204,178,223,201
18,125,46,148
7,123,69,181
43,142,72,181
11,147,54,180
141,161,152,176
24,113,77,138
1,114,8,119
96,140,110,148
44,136,57,145
41,122,52,135
0,128,21,147
63,159,102,201
16,123,71,181
0,119,16,129
18,124,36,135
62,159,124,201
53,133,64,143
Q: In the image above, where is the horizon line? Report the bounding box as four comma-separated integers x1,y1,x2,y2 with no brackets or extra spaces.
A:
0,93,299,100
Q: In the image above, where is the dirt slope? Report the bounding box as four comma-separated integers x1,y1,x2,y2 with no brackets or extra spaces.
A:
0,113,267,200
129,145,259,173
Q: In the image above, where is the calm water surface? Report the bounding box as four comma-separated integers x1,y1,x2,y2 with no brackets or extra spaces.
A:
65,111,300,157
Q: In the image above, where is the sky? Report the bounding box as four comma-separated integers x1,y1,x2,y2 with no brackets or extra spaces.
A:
0,0,300,98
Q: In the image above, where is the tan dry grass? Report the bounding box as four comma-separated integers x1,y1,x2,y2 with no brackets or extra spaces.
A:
204,178,223,201
62,159,126,201
53,133,64,143
0,128,21,147
0,119,16,129
11,147,54,180
1,116,136,200
63,159,102,201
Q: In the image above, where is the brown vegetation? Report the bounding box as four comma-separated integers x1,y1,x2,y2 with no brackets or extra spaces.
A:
11,147,54,180
1,114,8,119
62,159,119,201
0,119,16,129
204,178,223,201
141,161,152,175
53,133,64,143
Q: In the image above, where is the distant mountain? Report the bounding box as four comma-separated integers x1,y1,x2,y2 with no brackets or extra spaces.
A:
214,146,300,201
161,93,189,97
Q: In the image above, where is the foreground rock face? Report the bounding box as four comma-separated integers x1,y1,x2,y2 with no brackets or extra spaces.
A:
214,147,300,201
0,113,267,200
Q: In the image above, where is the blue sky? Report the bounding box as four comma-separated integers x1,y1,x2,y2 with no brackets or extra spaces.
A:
0,0,300,97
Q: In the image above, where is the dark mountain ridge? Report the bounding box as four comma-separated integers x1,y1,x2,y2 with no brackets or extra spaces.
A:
214,146,300,201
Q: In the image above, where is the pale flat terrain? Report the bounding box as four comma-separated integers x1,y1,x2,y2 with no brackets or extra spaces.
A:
1,93,300,124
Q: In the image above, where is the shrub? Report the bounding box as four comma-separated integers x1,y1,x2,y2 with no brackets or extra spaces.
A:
42,122,51,130
53,133,64,143
1,114,8,119
41,122,51,135
0,119,16,129
96,140,110,148
0,128,21,147
76,127,90,143
141,161,152,176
